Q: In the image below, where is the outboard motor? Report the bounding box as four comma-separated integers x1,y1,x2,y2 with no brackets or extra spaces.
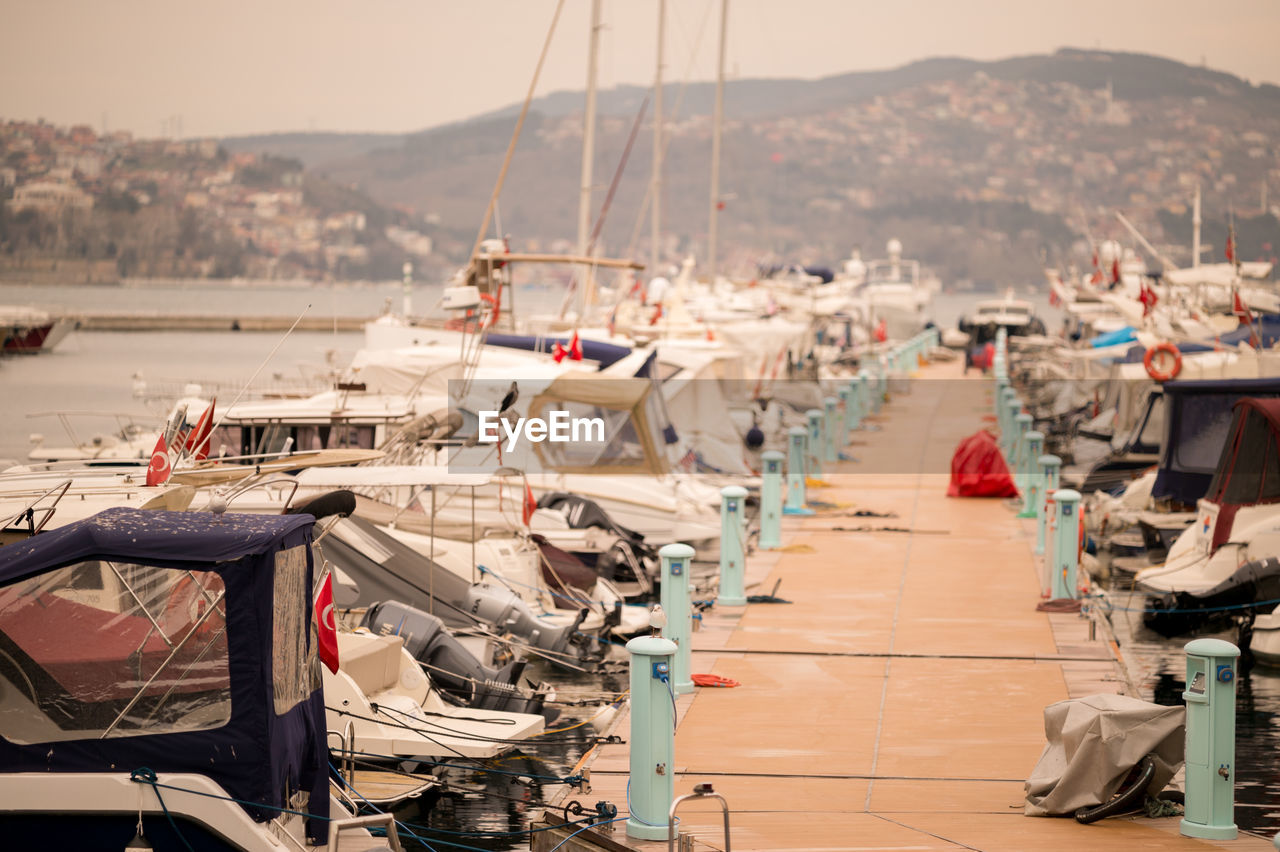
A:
362,600,549,716
461,583,602,666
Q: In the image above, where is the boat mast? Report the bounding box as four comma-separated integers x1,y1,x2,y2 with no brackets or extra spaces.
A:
1192,184,1202,269
650,0,665,282
707,0,728,283
577,0,602,318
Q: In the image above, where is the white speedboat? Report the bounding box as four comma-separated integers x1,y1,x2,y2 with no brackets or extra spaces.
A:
956,291,1047,345
859,239,935,341
322,629,546,761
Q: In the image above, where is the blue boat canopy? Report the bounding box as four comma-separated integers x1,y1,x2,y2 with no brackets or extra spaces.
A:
1089,326,1136,348
0,507,329,842
483,332,631,369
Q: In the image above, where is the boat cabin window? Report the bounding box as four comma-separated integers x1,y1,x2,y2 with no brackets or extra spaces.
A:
976,304,1029,317
206,423,376,459
1128,392,1165,455
0,562,230,744
1174,395,1248,476
272,545,314,715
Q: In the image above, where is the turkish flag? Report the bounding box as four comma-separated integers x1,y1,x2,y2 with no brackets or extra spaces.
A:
522,480,537,527
184,399,216,461
874,318,888,343
569,330,583,361
146,434,171,486
1234,290,1253,325
552,342,568,363
1139,282,1158,317
314,571,339,675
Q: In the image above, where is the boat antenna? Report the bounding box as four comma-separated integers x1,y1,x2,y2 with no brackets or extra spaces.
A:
1114,211,1176,272
188,304,312,462
466,0,567,270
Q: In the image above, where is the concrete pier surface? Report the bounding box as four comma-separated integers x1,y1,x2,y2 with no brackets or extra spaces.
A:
68,313,373,332
535,357,1271,851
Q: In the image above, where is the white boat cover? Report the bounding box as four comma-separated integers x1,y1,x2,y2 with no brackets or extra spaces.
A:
1024,694,1185,816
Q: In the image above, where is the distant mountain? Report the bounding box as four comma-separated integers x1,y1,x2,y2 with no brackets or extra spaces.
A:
220,131,405,170
433,48,1280,127
220,48,1280,288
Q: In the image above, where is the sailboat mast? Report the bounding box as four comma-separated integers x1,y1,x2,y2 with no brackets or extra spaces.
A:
707,0,728,283
577,0,602,317
650,0,665,281
1192,184,1202,269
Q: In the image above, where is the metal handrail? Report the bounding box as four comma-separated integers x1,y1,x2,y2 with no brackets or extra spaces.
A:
668,783,730,852
327,812,402,852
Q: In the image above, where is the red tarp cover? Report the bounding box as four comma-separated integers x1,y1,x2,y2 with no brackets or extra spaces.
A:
947,429,1019,498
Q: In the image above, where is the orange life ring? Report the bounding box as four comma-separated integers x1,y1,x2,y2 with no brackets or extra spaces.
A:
1143,342,1181,382
479,292,500,329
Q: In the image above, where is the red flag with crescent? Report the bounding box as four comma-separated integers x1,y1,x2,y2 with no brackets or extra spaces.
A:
315,571,339,674
569,330,583,361
146,434,171,487
184,399,216,461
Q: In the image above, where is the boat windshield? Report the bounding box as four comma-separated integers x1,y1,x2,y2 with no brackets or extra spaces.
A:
536,402,652,469
976,304,1030,317
0,560,231,744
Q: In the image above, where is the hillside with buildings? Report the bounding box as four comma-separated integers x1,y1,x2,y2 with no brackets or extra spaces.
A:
0,122,443,284
5,49,1280,288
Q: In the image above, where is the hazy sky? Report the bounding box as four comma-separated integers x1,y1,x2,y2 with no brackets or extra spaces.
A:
5,0,1280,139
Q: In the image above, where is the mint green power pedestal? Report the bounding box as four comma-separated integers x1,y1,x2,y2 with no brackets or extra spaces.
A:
1181,637,1239,841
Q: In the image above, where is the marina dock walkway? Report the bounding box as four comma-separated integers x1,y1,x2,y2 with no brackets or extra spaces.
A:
536,358,1272,851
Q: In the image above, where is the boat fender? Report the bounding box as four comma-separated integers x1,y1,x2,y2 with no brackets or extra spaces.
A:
1073,754,1156,824
1078,504,1087,561
1142,342,1182,382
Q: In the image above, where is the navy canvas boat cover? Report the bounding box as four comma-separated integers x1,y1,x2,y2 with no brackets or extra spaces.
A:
0,507,328,840
484,332,631,368
1152,379,1280,506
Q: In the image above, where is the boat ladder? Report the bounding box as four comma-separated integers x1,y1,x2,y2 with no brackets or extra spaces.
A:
668,783,731,851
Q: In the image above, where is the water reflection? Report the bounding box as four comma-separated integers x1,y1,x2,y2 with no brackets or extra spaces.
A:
1108,598,1280,835
384,657,629,850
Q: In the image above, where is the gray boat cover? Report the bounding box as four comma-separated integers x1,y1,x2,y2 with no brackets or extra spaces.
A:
1024,694,1185,816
